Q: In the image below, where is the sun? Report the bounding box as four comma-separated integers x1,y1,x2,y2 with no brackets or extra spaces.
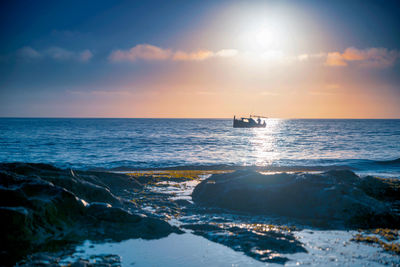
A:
255,26,280,49
246,24,288,52
238,15,293,53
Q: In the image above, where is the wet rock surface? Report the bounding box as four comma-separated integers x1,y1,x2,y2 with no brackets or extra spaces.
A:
182,223,306,264
0,163,181,266
192,170,400,229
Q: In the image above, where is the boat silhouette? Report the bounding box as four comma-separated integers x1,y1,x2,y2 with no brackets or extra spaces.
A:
233,115,267,128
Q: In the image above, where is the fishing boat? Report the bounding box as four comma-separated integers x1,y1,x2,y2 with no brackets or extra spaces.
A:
233,115,267,128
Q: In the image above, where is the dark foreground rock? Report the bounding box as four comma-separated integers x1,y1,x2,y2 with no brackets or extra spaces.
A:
192,170,400,229
17,251,121,267
0,163,181,266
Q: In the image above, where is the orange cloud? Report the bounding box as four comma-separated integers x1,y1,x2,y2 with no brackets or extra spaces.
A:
325,47,399,67
342,47,365,61
172,49,238,61
325,52,347,66
109,44,238,62
172,50,214,61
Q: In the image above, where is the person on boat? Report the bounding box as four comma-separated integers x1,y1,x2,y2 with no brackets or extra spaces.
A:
257,118,262,125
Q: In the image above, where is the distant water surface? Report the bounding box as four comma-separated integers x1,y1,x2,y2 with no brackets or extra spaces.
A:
0,118,399,176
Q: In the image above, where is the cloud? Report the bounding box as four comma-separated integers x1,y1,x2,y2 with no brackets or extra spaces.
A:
297,54,309,61
341,47,365,61
46,47,93,62
172,49,238,61
109,44,238,62
108,43,400,68
172,50,213,61
17,46,41,59
109,44,171,62
46,47,74,60
325,52,348,66
17,46,93,62
325,47,400,68
79,50,93,62
215,49,238,57
296,53,326,62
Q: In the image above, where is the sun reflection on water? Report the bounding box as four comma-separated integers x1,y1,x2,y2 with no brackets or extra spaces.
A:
249,118,282,166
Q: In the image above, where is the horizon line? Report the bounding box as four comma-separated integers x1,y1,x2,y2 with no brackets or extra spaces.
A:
1,116,400,120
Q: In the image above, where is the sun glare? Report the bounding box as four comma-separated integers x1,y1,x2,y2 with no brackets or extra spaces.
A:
254,26,282,49
240,18,291,53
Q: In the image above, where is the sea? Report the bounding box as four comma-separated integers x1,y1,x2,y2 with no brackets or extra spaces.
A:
0,118,399,177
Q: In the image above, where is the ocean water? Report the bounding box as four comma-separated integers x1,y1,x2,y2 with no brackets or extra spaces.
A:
0,118,399,176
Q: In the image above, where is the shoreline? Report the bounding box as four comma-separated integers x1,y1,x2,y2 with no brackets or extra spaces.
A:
1,162,399,266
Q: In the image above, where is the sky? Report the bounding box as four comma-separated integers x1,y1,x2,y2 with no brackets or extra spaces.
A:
1,0,400,118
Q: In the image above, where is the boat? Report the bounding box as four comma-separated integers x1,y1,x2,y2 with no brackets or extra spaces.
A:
233,115,267,128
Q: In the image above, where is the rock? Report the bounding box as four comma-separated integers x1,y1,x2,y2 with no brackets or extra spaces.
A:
359,175,400,202
85,202,180,241
0,162,143,206
0,170,86,265
0,163,180,266
70,260,90,267
17,252,121,267
192,170,400,229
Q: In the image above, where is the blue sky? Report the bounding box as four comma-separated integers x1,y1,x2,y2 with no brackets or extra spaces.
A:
1,0,400,118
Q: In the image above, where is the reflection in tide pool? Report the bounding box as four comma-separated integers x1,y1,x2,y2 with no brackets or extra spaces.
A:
66,231,399,266
68,233,265,267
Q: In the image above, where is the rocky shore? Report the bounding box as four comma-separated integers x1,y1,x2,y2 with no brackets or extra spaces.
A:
0,163,181,266
1,163,399,266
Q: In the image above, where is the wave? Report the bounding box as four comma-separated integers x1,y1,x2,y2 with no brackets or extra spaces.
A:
93,163,354,172
373,157,400,165
90,158,400,172
2,157,399,178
